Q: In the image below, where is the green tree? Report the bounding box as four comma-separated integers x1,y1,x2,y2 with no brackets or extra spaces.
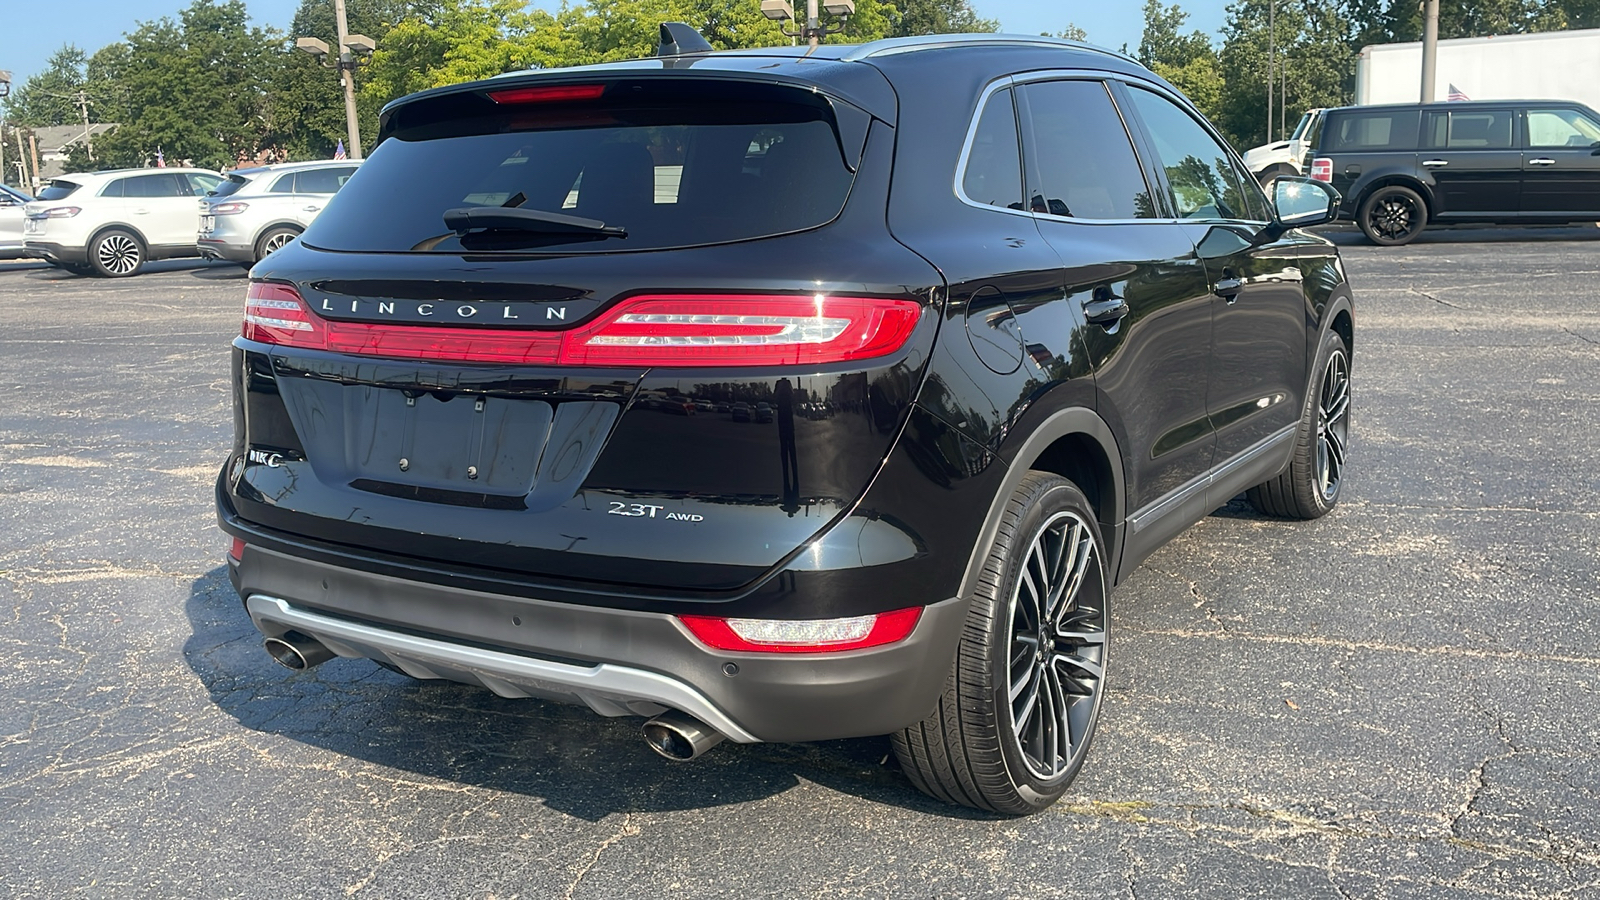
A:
93,0,285,169
2,46,97,129
892,0,999,36
1136,0,1224,123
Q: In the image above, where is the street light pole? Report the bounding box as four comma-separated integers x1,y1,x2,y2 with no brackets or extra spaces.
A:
1266,0,1275,143
1420,0,1440,102
333,0,362,159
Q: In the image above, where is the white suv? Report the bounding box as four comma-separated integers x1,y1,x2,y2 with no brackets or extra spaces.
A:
23,167,223,277
199,160,360,265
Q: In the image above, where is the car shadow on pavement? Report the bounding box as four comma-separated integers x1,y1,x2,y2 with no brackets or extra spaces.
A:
1317,222,1600,246
190,265,247,280
182,565,993,821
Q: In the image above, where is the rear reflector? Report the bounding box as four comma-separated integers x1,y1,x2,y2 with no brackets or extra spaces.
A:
677,608,922,654
241,283,922,367
1310,157,1333,183
228,537,245,562
488,84,607,104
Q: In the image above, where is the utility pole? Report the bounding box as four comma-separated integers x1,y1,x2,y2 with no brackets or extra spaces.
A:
0,71,9,189
1420,0,1440,102
333,0,362,159
760,0,854,49
1267,0,1275,142
75,90,94,163
29,130,42,194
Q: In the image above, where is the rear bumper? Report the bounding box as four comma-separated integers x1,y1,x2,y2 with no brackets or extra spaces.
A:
230,543,966,743
198,238,254,263
23,241,87,264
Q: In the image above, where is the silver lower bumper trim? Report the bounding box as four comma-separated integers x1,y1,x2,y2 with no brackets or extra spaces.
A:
245,594,759,743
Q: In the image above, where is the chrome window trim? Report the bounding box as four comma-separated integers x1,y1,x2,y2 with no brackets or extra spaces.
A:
952,69,1272,228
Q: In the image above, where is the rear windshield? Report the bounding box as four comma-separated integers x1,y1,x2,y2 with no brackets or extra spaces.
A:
1323,110,1419,152
37,180,81,201
210,173,253,198
304,80,859,254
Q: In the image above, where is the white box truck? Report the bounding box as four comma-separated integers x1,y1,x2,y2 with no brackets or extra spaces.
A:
1241,28,1600,180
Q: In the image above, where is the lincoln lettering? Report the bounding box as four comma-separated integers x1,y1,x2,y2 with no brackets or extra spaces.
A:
315,298,568,322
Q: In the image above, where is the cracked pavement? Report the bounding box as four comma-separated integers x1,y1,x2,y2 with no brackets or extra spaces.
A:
2,223,1599,898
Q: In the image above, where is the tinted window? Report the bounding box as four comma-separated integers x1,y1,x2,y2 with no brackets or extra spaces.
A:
1022,80,1155,220
295,166,358,194
269,173,297,193
1324,111,1419,151
1424,110,1513,149
124,174,188,198
961,88,1023,210
1526,108,1600,148
307,86,857,254
211,173,252,198
1126,87,1249,220
186,173,223,196
38,180,82,201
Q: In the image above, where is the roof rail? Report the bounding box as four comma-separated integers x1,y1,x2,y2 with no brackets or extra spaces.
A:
840,32,1137,65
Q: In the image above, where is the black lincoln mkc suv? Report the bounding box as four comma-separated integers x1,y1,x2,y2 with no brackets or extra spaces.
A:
216,28,1354,814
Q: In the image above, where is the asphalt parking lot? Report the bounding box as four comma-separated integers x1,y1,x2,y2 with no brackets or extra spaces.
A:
2,224,1599,898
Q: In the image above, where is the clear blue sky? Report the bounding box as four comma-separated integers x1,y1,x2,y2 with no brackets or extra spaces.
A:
1,1,1230,90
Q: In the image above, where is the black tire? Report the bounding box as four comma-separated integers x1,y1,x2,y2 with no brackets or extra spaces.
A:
892,472,1109,815
1256,164,1297,187
1358,185,1427,246
89,228,146,277
255,226,301,262
1249,330,1350,519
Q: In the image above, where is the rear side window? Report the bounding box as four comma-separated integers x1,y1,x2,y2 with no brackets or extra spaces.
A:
38,180,81,201
269,173,297,193
1324,111,1419,151
961,88,1024,210
305,80,860,254
1424,110,1514,149
124,173,189,198
1021,80,1155,220
294,166,358,194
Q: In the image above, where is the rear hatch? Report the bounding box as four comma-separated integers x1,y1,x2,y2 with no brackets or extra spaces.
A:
224,68,943,594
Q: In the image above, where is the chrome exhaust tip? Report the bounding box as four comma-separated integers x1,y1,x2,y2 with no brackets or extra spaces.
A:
643,709,726,761
263,631,336,671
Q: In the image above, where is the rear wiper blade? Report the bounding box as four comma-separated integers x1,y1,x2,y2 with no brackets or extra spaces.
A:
442,206,627,238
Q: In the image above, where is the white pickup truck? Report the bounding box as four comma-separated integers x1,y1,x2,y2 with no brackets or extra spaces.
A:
1240,108,1324,183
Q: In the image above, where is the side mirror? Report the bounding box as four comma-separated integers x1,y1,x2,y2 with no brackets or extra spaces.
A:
1269,176,1340,231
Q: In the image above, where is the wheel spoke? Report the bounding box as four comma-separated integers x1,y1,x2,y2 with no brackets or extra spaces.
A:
1044,522,1080,621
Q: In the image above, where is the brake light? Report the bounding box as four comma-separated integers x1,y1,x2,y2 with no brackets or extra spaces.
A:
240,284,922,367
1310,157,1333,182
677,608,923,653
210,202,249,215
488,84,607,104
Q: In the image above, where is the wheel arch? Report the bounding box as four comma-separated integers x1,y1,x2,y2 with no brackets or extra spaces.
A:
253,222,305,257
958,405,1127,602
88,222,150,253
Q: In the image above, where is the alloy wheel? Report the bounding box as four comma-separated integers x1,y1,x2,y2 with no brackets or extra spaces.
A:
1368,195,1416,241
262,231,296,255
1315,349,1350,501
96,234,141,276
1007,510,1106,781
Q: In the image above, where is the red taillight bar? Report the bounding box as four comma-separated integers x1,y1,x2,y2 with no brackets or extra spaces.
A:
241,283,923,368
487,84,607,105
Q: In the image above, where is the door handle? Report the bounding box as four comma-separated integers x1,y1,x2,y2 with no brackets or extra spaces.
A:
1213,277,1243,301
132,207,150,214
1422,159,1449,167
1082,288,1128,326
302,205,322,212
1528,158,1557,166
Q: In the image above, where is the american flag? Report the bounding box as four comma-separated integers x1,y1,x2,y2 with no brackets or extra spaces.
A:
333,139,347,161
155,147,165,168
1447,84,1470,102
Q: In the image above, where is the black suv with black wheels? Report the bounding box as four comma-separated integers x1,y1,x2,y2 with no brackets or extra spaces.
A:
1309,99,1600,245
217,30,1354,815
